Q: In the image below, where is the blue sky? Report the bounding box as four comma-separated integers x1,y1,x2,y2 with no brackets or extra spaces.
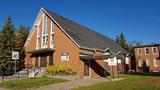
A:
0,0,160,44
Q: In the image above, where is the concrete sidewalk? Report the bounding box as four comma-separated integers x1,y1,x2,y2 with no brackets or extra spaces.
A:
0,88,8,90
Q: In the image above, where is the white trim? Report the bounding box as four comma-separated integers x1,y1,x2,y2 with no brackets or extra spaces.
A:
42,8,80,48
41,14,48,48
24,7,80,49
146,59,150,67
50,21,54,48
36,25,40,49
154,59,159,67
145,48,149,55
152,47,157,54
138,59,143,67
137,48,142,55
24,8,44,48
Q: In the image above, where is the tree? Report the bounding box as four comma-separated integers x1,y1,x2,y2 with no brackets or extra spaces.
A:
0,17,16,74
128,40,142,54
15,25,29,50
116,32,129,51
15,26,29,70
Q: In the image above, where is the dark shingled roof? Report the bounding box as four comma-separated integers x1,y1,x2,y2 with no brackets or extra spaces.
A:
44,8,126,53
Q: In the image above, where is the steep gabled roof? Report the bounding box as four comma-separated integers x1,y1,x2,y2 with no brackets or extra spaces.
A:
43,8,126,54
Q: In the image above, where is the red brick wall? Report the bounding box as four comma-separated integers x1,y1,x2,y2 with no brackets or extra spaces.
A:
135,46,160,72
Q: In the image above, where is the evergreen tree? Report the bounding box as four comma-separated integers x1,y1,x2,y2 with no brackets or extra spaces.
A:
116,32,129,51
0,17,16,74
15,25,29,50
115,35,119,44
15,26,29,70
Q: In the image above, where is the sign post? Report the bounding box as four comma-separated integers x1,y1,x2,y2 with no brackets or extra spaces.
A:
12,51,19,78
108,57,117,78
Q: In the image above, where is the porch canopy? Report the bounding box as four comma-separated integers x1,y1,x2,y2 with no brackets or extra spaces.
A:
80,54,124,60
26,48,56,54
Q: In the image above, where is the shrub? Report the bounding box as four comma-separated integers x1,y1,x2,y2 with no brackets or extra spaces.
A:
45,65,76,75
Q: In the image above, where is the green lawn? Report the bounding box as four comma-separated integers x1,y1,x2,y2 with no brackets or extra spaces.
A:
0,77,67,90
73,75,160,90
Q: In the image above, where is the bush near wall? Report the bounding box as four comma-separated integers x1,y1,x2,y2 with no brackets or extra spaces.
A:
46,65,76,75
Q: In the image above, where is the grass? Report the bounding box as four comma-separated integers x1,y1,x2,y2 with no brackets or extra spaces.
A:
73,75,160,90
0,77,68,90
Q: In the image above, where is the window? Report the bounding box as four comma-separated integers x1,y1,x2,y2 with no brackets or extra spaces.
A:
152,47,157,54
37,26,40,37
51,21,55,33
43,15,48,35
146,60,150,67
50,21,55,48
61,53,69,61
154,59,159,67
36,38,40,49
42,14,48,48
139,60,143,67
138,48,142,55
36,26,40,49
145,48,149,55
42,36,48,47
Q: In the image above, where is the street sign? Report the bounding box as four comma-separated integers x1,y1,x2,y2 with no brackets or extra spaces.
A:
108,57,117,66
125,57,129,64
12,51,19,59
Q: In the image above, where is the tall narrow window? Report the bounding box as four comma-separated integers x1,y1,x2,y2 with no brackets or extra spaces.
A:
36,26,40,49
42,14,48,48
145,48,149,55
154,59,159,67
139,60,143,67
138,48,142,55
50,21,55,48
146,59,150,67
152,47,157,54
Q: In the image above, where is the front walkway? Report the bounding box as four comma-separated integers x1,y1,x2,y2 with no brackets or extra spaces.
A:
27,77,124,90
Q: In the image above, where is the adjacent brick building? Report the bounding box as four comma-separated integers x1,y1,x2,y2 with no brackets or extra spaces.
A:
134,44,160,72
24,8,127,78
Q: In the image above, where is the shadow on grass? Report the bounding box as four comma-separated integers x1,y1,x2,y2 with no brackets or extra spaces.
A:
127,72,160,77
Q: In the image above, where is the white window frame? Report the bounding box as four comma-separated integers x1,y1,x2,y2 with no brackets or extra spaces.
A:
50,21,55,48
36,26,40,49
154,59,159,67
146,59,150,67
152,47,157,54
139,59,143,67
41,14,48,48
137,48,142,55
145,48,149,55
